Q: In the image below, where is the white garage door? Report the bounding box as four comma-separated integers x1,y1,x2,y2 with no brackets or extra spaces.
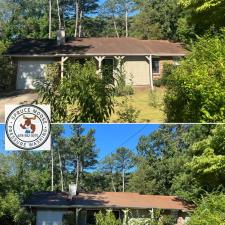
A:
36,210,66,225
17,59,53,90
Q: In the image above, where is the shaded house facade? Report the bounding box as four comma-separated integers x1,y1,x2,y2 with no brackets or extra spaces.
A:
6,37,187,90
23,192,193,225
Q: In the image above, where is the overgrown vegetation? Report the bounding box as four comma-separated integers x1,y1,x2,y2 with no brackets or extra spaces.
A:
115,96,140,123
187,193,225,225
0,41,16,91
35,60,115,122
96,211,121,225
95,209,176,225
164,31,225,122
114,61,134,97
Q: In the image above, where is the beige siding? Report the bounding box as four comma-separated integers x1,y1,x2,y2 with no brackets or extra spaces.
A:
124,56,150,86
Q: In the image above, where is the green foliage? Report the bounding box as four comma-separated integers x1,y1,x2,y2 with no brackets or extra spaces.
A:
178,0,225,36
186,125,225,193
164,31,225,122
114,63,134,96
128,124,217,201
179,0,223,12
127,209,176,225
36,60,115,123
149,90,163,108
187,193,225,225
0,192,34,225
131,0,184,41
115,96,140,123
96,211,121,225
0,41,16,91
161,63,177,86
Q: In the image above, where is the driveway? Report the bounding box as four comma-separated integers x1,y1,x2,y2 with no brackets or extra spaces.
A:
0,91,38,123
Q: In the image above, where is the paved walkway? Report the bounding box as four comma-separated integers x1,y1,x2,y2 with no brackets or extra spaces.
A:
0,91,38,123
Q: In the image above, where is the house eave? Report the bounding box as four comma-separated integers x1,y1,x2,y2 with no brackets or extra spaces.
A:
4,53,186,58
22,204,192,212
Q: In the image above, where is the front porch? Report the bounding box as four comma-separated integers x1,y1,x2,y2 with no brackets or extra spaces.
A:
59,55,155,90
36,208,157,225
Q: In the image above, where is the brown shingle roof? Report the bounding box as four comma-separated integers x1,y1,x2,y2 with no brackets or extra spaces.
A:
142,40,187,56
23,192,194,212
6,38,187,57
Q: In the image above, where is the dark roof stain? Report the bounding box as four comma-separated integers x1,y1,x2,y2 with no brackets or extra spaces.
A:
6,38,187,56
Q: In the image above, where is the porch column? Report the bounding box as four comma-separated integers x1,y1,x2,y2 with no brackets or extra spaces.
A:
145,55,154,91
75,208,81,225
115,56,125,69
60,56,69,79
149,208,154,219
122,209,129,225
106,209,112,214
95,56,105,75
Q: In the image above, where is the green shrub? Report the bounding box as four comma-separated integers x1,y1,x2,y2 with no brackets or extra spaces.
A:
35,60,115,123
164,31,225,122
114,63,134,96
187,193,225,225
161,63,177,86
115,97,140,123
0,41,16,91
153,64,177,88
153,79,162,87
149,90,162,108
96,211,121,225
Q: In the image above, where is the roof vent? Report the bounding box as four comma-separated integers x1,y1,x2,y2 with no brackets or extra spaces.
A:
68,183,77,199
57,27,65,46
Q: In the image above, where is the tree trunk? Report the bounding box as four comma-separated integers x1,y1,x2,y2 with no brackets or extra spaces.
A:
113,17,119,38
56,0,61,29
49,0,52,38
111,175,116,192
57,149,64,192
75,157,79,189
74,0,79,37
122,168,125,192
78,10,83,37
51,148,54,191
125,8,128,37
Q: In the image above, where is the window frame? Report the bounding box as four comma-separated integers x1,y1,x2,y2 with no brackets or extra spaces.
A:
152,58,160,75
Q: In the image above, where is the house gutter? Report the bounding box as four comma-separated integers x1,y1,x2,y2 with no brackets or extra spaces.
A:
21,204,193,212
4,53,187,57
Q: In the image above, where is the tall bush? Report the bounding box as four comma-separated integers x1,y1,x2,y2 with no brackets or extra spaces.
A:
164,31,225,122
96,211,121,225
187,193,225,225
35,60,115,123
0,41,16,91
114,62,134,96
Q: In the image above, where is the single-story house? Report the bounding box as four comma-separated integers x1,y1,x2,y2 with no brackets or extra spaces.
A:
23,191,193,225
5,31,187,90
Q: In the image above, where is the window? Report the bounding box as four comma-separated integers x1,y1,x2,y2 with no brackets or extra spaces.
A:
102,58,114,84
152,59,160,74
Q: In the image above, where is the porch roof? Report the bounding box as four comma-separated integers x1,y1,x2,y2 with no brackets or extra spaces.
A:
23,191,194,212
5,37,187,57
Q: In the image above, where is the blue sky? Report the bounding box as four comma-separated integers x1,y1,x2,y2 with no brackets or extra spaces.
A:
0,124,159,160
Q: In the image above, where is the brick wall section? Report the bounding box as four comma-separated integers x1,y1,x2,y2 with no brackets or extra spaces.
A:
153,56,174,80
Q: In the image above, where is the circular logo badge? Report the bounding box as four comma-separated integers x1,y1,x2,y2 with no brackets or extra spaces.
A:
5,105,51,150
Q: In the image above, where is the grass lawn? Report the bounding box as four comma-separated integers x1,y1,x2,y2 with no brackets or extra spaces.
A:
110,87,166,123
